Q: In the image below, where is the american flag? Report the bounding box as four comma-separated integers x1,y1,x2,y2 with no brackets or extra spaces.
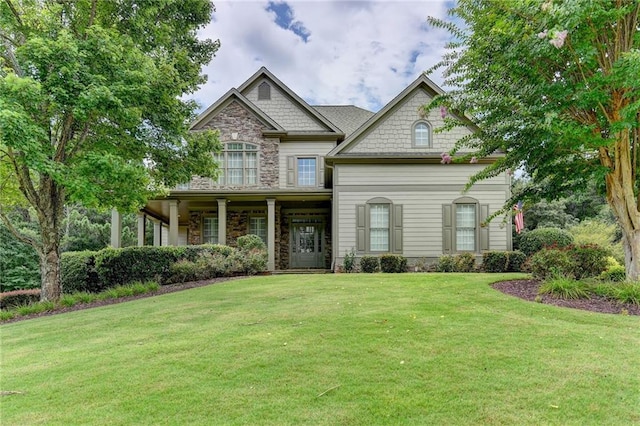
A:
514,201,524,234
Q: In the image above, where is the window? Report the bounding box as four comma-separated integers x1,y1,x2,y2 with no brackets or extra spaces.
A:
413,121,431,147
456,204,476,251
258,82,271,100
213,143,258,186
443,197,488,254
297,158,316,186
203,217,218,244
369,204,390,251
249,216,267,243
356,198,403,254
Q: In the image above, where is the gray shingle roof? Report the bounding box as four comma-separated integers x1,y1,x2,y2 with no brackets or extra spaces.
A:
313,105,374,137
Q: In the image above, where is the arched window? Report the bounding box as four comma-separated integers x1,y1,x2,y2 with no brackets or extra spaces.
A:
213,142,259,186
413,121,431,147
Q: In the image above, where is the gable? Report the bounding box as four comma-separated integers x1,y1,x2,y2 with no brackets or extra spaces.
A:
242,77,331,132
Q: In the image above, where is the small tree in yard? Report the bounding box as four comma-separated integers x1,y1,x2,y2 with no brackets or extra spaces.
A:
425,1,640,280
0,1,220,301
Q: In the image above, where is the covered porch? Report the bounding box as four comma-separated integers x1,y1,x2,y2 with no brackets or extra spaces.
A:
110,190,332,271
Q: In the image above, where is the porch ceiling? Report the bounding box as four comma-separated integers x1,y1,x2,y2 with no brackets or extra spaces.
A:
143,190,332,223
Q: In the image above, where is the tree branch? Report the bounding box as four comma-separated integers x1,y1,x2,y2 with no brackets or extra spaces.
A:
0,208,41,251
3,0,23,28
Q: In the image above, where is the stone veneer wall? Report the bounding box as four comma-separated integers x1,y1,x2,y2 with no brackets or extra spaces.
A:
192,100,279,189
188,207,282,269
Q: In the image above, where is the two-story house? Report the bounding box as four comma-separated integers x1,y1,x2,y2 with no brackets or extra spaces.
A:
112,67,512,271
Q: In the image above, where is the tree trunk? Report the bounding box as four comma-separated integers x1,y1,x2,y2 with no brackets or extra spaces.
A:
622,231,640,281
35,176,65,302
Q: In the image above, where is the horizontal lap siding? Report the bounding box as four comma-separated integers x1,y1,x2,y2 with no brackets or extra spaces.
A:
279,141,335,187
334,164,510,257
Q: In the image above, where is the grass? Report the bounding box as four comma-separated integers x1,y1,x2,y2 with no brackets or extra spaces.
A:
1,273,639,425
539,276,591,299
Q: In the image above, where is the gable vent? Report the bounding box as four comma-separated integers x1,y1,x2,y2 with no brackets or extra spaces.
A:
258,82,271,100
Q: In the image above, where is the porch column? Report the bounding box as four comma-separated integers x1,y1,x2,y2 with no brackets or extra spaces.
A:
168,200,179,246
153,219,162,246
217,198,227,245
110,208,122,248
266,198,276,271
137,213,146,246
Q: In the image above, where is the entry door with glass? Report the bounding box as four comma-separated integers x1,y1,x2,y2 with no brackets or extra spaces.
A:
290,219,324,268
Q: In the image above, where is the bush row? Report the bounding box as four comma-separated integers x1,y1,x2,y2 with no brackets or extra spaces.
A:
61,236,267,293
359,254,408,273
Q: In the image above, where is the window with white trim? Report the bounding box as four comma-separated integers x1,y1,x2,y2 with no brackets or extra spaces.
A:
203,216,219,244
213,143,258,186
369,204,390,251
413,121,431,147
356,198,403,254
249,216,267,243
297,157,316,186
456,204,476,251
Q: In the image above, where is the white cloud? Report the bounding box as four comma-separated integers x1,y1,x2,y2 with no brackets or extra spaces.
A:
193,0,454,112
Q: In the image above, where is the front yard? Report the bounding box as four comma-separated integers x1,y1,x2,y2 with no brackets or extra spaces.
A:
1,273,638,425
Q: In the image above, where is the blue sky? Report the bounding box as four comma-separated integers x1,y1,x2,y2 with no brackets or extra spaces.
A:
195,1,455,112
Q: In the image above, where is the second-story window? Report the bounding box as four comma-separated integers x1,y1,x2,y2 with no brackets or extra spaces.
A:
297,158,317,186
214,143,258,186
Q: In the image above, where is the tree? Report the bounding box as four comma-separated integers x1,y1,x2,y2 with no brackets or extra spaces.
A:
426,0,640,280
0,0,220,301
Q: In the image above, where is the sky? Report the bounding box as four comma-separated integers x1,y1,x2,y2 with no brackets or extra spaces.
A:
193,0,456,113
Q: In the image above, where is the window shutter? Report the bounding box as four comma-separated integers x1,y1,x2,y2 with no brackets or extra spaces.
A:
287,156,295,186
317,156,324,188
356,204,366,252
442,204,452,254
479,204,490,252
393,204,403,253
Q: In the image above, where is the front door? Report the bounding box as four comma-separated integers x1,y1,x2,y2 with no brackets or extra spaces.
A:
290,219,324,268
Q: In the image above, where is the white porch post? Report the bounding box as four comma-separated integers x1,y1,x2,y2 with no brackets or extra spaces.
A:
153,219,162,246
137,213,145,246
110,208,122,248
217,198,227,245
266,198,276,271
168,200,179,246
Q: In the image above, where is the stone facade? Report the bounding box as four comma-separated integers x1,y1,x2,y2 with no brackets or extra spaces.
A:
279,210,331,269
193,101,280,189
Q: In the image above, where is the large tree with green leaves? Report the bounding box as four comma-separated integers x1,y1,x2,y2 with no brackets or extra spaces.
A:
0,0,220,301
426,0,640,280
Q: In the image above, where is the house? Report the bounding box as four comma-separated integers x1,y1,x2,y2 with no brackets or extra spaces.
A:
111,67,512,270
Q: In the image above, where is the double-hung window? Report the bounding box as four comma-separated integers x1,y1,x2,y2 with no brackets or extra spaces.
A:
297,158,316,186
369,204,390,251
203,217,219,244
214,143,258,186
456,204,476,251
249,216,267,243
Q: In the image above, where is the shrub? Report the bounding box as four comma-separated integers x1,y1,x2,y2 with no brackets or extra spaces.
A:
600,265,627,282
570,244,609,280
539,277,590,300
61,251,101,293
360,256,379,273
237,234,266,252
167,259,204,284
436,255,456,272
197,251,231,278
569,219,624,263
482,251,509,273
518,228,574,256
379,254,407,273
0,289,41,309
615,283,640,305
530,248,574,280
239,249,268,275
507,251,527,272
454,253,476,272
343,248,356,273
94,246,183,286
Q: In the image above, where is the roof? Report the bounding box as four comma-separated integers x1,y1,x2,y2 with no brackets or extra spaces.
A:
313,105,375,137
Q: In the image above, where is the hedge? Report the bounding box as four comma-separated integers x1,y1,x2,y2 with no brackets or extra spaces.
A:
518,227,574,256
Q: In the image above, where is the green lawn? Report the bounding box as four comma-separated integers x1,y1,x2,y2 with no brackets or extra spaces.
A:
1,273,639,425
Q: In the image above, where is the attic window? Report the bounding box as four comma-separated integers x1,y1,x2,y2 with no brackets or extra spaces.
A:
413,121,431,147
258,82,271,100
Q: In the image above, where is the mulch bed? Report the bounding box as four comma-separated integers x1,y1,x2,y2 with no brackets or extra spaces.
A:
493,279,640,316
3,277,638,324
